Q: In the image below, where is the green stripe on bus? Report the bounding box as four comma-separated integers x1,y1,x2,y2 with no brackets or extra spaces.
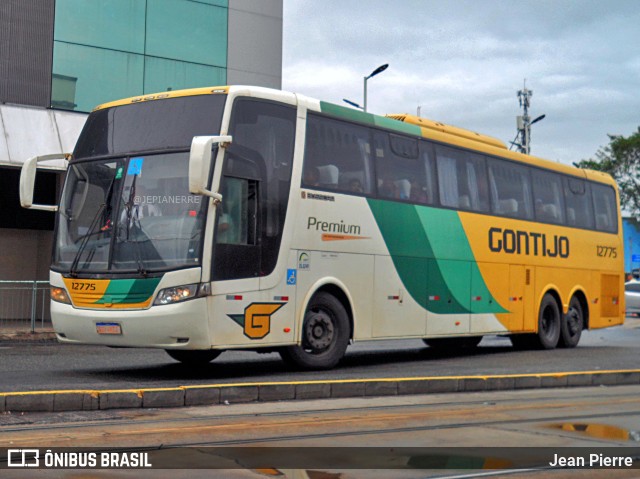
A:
319,102,422,137
367,199,506,314
373,115,422,136
94,277,161,304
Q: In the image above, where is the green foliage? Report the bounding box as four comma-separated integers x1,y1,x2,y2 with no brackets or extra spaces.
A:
575,127,640,217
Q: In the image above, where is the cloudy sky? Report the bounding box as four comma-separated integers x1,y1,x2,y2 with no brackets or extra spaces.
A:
282,0,640,165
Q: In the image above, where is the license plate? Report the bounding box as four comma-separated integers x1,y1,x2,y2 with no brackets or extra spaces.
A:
96,322,122,335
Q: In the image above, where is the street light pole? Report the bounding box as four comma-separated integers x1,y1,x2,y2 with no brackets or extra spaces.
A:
363,63,388,112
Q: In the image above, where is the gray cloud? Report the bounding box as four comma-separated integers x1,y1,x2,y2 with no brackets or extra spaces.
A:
283,0,640,163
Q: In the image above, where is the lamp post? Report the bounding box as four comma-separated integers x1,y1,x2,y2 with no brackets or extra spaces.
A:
363,63,388,112
343,98,363,110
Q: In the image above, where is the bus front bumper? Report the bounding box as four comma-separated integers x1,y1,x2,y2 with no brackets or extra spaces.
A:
50,297,213,349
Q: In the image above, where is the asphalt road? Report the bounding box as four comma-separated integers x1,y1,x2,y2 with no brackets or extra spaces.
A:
0,317,638,393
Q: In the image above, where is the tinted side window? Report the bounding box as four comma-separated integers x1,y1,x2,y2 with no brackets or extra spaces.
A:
532,170,565,224
436,145,489,212
303,114,373,195
592,183,618,233
488,159,533,219
374,132,433,204
214,98,296,280
564,177,594,229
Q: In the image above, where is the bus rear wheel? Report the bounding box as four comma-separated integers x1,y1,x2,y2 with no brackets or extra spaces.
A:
280,291,350,370
165,349,221,366
535,293,561,349
559,296,583,348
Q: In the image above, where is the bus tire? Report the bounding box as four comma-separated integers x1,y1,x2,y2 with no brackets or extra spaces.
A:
423,336,482,350
559,296,583,348
165,349,221,366
279,291,350,370
535,293,561,349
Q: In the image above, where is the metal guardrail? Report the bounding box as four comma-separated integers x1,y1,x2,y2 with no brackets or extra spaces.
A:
0,281,51,332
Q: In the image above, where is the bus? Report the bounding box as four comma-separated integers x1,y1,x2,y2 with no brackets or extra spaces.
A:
20,85,624,370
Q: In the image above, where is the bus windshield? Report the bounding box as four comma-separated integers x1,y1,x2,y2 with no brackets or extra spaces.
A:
53,94,226,274
54,152,208,274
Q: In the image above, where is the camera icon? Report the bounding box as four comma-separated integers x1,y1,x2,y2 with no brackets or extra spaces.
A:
7,449,40,467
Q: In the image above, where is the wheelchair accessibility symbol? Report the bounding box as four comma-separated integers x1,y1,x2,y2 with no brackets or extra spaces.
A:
287,269,297,285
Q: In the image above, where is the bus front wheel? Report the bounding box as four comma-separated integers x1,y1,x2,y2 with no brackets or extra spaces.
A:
280,291,350,370
165,349,221,366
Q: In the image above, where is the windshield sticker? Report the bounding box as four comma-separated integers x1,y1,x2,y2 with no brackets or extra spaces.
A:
127,157,144,176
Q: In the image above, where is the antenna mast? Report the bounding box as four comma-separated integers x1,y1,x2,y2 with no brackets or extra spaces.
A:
511,79,545,155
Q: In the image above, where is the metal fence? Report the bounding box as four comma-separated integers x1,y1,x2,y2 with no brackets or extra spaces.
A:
0,281,51,332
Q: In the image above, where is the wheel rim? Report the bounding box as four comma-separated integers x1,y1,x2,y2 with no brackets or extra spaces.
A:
303,308,335,353
566,306,581,336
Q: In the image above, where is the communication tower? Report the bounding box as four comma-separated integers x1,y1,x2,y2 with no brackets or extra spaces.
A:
511,80,545,154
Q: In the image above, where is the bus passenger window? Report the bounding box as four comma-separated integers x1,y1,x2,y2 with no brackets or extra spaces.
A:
487,159,533,219
436,145,489,212
532,170,565,224
303,114,373,195
591,183,617,233
564,177,594,229
375,132,432,204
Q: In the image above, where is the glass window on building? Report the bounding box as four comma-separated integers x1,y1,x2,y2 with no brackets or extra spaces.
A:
145,0,228,67
144,57,226,94
52,0,229,112
54,0,146,54
52,42,144,112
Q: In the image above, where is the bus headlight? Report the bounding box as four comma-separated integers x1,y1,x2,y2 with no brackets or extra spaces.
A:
154,283,209,306
51,287,71,304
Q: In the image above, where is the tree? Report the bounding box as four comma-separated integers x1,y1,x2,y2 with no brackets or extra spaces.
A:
575,128,640,218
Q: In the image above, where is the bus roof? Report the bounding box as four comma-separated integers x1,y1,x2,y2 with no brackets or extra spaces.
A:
93,86,230,111
90,84,616,188
386,113,508,150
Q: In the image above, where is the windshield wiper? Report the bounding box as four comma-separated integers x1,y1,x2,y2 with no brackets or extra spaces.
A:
69,203,105,277
68,168,119,277
116,174,148,277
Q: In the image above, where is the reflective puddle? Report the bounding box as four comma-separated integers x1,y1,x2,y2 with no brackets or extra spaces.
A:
551,422,640,441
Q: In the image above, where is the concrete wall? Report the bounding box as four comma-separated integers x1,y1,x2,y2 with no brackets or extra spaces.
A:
0,228,52,281
227,0,283,89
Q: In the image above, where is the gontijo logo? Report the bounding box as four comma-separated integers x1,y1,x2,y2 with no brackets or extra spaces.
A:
488,227,570,258
228,302,285,340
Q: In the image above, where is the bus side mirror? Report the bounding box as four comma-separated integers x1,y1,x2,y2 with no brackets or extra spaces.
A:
189,135,232,202
20,153,69,211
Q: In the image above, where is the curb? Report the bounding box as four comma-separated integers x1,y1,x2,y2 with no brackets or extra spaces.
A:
0,330,57,343
1,369,640,413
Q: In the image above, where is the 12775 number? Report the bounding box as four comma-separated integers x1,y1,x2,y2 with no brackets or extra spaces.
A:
597,246,617,258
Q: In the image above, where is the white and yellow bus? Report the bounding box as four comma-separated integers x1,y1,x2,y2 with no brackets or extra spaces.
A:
20,85,624,369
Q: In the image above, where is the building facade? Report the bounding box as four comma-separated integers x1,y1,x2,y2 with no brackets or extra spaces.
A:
0,0,283,281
